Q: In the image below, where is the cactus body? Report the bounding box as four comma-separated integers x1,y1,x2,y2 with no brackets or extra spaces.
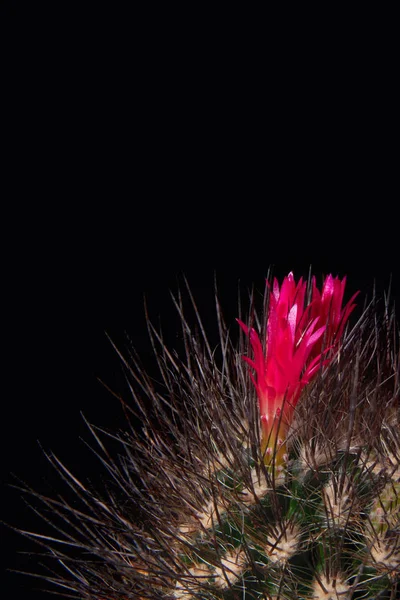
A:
14,274,399,599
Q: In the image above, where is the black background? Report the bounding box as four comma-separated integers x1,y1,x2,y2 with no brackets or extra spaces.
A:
1,4,399,599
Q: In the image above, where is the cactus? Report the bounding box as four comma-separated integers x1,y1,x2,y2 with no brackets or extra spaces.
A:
14,272,399,599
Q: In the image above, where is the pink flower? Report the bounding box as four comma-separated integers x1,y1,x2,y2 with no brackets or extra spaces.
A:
238,272,358,466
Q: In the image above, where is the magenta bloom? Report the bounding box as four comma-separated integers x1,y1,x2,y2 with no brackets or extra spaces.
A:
238,272,358,464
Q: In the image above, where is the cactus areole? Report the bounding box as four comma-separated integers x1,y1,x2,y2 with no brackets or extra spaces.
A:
238,273,358,467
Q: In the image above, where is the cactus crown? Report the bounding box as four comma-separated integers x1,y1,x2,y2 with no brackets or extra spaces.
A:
13,273,400,599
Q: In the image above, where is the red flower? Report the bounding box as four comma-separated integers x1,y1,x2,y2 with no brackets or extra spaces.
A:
238,272,358,466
